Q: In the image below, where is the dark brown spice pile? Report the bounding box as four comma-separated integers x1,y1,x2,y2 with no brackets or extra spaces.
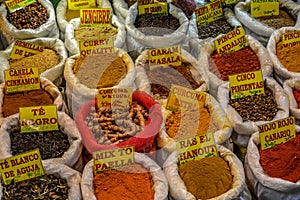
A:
197,18,234,39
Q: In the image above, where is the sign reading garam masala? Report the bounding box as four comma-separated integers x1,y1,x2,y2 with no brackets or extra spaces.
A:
281,31,300,48
138,2,168,16
215,26,248,55
10,40,44,60
166,84,206,112
67,0,95,10
5,0,35,13
259,117,295,150
4,67,40,94
97,87,132,109
19,105,59,133
93,146,135,174
176,132,218,165
148,45,182,70
229,70,264,100
79,38,114,56
195,1,223,26
0,149,45,185
80,8,111,27
250,0,279,17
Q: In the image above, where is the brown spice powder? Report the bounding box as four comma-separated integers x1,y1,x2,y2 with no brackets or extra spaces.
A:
74,25,118,41
254,10,295,29
276,41,300,72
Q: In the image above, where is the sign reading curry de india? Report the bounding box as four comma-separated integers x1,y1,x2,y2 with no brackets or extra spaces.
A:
195,1,223,26
5,0,35,13
4,67,40,93
80,8,111,27
281,31,300,48
250,0,279,17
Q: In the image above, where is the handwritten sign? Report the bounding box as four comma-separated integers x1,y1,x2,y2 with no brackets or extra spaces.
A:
97,88,132,109
166,84,206,112
229,70,264,99
259,117,296,150
4,67,40,93
79,38,114,56
20,105,59,133
67,0,95,10
148,45,182,69
195,1,223,26
10,40,44,60
93,146,135,174
281,31,300,48
176,132,218,165
138,2,168,16
250,0,279,17
0,149,45,185
5,0,35,13
80,8,111,27
215,26,248,55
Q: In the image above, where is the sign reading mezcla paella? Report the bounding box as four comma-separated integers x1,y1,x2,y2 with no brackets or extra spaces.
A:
195,1,223,26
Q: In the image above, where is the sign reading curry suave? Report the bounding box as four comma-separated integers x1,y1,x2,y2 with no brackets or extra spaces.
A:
281,31,300,48
195,1,223,26
80,8,111,27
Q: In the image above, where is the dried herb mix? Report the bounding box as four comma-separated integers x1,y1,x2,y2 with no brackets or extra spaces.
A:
197,18,234,39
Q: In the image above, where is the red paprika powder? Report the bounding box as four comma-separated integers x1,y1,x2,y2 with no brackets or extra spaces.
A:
293,88,300,108
259,133,300,183
209,47,261,81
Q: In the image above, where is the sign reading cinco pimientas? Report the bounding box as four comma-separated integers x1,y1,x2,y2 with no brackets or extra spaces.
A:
67,0,95,10
215,26,248,55
176,132,218,165
0,149,45,185
4,67,40,94
281,31,300,48
138,2,168,16
229,70,264,100
195,1,223,26
20,105,59,133
250,0,279,17
259,117,295,150
79,38,114,56
93,146,135,174
148,45,182,70
80,8,111,27
10,40,44,60
97,88,132,109
5,0,35,13
166,84,206,112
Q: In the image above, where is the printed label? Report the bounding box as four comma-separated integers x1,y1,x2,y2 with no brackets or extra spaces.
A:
0,149,45,185
138,2,168,16
220,0,240,6
166,84,206,112
229,70,264,99
259,117,296,150
215,26,248,55
79,38,114,56
10,40,44,60
80,8,111,27
148,45,182,70
195,1,223,26
4,67,40,93
138,0,167,5
176,132,218,165
250,0,279,17
97,88,132,109
5,0,35,13
20,105,59,133
67,0,95,10
93,146,135,174
281,31,300,48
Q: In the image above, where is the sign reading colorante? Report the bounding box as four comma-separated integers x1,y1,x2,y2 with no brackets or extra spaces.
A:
176,132,218,165
250,0,279,17
229,70,264,100
79,38,114,56
67,0,96,10
5,0,35,13
195,1,223,26
80,8,111,27
93,146,135,174
97,87,132,109
215,26,248,55
281,31,300,48
0,149,45,185
10,40,44,60
20,105,59,133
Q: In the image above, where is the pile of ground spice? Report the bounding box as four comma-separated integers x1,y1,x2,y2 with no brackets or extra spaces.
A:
179,156,233,199
72,53,127,89
74,25,118,41
276,41,300,73
2,89,54,117
259,133,300,182
254,10,295,29
293,88,300,108
93,164,154,200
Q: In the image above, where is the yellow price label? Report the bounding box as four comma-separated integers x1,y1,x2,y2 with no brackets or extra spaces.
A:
138,2,168,16
281,31,300,48
80,8,111,27
5,0,35,13
67,0,95,10
79,38,114,56
195,1,223,26
250,0,279,17
10,40,44,60
97,88,132,109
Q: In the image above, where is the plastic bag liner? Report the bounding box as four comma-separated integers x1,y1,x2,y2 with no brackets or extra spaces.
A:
198,34,273,99
163,145,252,200
75,90,162,153
0,111,83,168
64,16,126,56
125,3,189,55
234,0,300,46
0,162,82,200
0,77,67,123
283,78,300,124
217,77,289,147
267,27,300,85
0,37,68,86
157,92,232,152
0,0,59,45
245,128,300,200
63,48,136,117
